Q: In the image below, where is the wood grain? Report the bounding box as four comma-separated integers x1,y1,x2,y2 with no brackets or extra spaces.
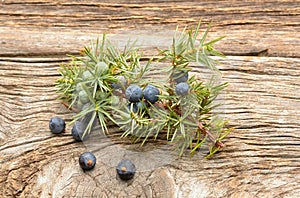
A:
0,1,300,197
1,56,299,197
0,0,299,57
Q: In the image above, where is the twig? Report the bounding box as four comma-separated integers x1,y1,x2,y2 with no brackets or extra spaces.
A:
197,122,224,148
61,101,80,113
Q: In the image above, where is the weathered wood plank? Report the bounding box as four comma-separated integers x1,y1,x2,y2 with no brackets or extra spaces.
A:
1,0,300,197
0,56,299,197
0,0,299,57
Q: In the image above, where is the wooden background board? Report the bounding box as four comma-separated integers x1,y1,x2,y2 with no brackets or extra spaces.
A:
0,1,299,197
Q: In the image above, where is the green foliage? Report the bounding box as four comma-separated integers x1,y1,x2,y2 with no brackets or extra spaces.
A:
56,22,231,158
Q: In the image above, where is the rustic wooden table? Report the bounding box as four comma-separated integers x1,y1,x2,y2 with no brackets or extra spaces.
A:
0,1,299,197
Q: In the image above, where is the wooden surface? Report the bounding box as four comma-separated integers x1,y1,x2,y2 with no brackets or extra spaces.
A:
0,1,300,197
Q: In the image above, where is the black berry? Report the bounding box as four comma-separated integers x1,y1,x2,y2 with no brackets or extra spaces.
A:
173,71,189,84
49,117,65,134
128,103,138,113
79,152,96,171
116,160,136,181
72,121,89,142
143,84,160,104
175,82,189,96
136,101,147,111
125,84,143,102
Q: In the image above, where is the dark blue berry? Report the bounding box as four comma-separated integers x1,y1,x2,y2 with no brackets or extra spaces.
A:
127,101,148,113
49,117,65,134
128,103,138,113
72,121,89,142
79,152,96,171
175,82,189,96
143,84,160,104
79,104,98,129
136,101,147,111
116,160,136,181
125,84,143,103
173,71,189,84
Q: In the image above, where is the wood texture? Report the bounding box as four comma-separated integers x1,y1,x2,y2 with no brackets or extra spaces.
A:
0,1,300,197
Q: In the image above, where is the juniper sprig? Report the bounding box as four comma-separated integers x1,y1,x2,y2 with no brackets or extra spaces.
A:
56,21,231,158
